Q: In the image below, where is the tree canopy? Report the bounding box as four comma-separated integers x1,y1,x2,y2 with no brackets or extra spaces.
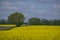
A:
8,12,25,26
28,18,40,25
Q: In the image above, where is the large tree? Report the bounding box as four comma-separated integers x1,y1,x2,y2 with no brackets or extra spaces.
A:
8,12,25,26
28,18,40,25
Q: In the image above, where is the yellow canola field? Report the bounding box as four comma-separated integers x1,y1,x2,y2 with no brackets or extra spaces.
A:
0,25,60,40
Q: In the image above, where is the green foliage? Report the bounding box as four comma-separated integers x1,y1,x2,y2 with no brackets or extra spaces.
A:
8,12,25,26
0,19,6,24
0,11,60,25
53,20,60,25
40,19,50,25
28,18,40,25
16,22,23,27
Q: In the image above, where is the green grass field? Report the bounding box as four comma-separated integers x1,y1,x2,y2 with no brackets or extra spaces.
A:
0,25,60,40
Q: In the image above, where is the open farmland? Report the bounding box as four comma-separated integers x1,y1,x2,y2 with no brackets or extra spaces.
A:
0,25,60,40
0,24,16,27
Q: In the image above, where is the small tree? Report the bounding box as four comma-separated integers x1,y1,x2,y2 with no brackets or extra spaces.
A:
40,19,49,25
28,18,40,25
0,19,6,24
8,12,25,27
53,19,60,25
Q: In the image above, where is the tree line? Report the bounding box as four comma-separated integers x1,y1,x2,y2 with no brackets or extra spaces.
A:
0,12,60,26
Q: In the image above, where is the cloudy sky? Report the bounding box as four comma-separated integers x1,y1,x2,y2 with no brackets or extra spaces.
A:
0,0,60,21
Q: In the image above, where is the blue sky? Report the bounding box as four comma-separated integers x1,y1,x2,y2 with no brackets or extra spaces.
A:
0,0,60,22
